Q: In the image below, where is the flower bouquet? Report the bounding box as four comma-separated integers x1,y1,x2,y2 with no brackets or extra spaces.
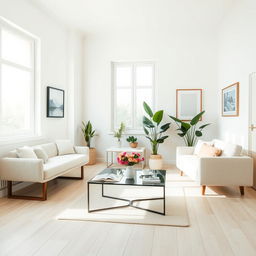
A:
117,152,144,178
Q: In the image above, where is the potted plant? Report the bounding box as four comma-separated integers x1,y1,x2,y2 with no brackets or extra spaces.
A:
169,111,210,146
143,102,171,170
114,122,125,147
81,121,96,165
117,152,144,179
126,136,138,148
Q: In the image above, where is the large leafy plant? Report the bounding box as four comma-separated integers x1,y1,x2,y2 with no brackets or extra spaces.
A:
81,121,95,148
143,102,170,155
169,111,210,146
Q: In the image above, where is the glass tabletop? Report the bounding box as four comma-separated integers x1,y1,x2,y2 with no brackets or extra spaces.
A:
88,168,166,187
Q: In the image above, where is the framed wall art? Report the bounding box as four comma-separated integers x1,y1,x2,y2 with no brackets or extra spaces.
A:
176,89,202,121
222,82,239,117
47,86,64,118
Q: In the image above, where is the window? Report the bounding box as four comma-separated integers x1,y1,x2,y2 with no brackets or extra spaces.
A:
0,18,37,138
112,62,155,131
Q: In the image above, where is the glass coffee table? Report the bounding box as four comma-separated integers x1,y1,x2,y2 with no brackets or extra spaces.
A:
87,168,166,215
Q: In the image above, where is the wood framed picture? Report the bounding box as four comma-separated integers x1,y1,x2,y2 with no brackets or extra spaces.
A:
176,89,202,121
222,82,239,117
47,86,64,118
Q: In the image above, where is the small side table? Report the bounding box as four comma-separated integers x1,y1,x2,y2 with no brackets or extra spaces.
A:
106,147,146,169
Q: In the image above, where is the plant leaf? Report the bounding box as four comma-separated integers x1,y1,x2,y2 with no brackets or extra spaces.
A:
143,101,153,117
146,136,153,142
160,123,171,132
178,133,186,137
195,130,202,137
169,115,182,123
157,135,169,143
152,110,163,124
199,123,211,129
181,122,191,130
143,116,155,128
143,127,149,135
190,111,205,125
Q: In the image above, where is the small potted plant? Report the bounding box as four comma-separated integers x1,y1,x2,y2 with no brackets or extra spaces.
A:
117,152,144,179
143,102,170,170
114,122,125,147
126,136,138,148
81,121,96,165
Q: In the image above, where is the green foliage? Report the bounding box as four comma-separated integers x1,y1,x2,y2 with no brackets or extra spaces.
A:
142,102,170,155
81,121,95,148
169,111,211,146
114,122,125,141
126,136,137,143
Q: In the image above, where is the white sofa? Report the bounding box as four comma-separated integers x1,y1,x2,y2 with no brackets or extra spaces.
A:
176,139,253,195
0,142,89,200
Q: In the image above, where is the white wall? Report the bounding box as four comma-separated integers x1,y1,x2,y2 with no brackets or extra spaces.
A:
83,28,219,163
218,0,256,150
0,0,83,156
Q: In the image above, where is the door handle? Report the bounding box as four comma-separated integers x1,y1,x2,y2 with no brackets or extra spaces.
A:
250,124,256,131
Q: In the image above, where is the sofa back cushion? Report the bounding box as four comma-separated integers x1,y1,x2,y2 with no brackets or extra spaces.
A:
194,140,213,155
198,143,222,157
16,146,38,159
40,143,58,158
34,147,49,164
5,150,18,158
55,140,75,156
213,139,242,156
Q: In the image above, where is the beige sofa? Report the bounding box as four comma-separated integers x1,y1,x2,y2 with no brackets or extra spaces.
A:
0,142,89,200
176,139,253,195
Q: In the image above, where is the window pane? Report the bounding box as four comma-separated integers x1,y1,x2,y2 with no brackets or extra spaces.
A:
135,88,153,128
0,64,32,136
116,88,132,128
136,65,153,86
116,66,132,87
1,29,32,68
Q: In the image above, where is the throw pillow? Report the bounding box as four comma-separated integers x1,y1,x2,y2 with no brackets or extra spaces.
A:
194,140,213,155
198,143,222,157
55,140,75,156
16,146,38,159
34,147,49,164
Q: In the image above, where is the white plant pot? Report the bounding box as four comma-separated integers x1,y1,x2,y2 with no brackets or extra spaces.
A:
148,155,163,170
116,140,122,148
124,166,135,179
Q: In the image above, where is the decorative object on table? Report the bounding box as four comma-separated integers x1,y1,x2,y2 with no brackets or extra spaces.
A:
142,101,171,170
117,152,144,179
176,89,202,121
126,136,138,148
47,86,64,118
81,121,96,165
222,82,239,117
169,111,210,147
114,122,125,147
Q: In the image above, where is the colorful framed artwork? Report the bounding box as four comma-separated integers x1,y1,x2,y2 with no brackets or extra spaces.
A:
176,89,202,121
222,82,239,117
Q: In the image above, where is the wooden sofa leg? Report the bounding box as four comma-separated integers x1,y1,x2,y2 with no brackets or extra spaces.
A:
180,171,183,176
239,186,244,196
58,166,84,180
7,181,48,201
201,185,206,195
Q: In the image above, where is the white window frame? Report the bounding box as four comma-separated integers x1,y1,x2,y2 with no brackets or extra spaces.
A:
111,61,155,134
0,17,40,142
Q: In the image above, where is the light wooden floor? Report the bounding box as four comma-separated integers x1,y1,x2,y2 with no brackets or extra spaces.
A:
0,163,256,256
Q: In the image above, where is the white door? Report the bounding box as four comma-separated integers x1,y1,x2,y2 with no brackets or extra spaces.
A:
249,72,256,189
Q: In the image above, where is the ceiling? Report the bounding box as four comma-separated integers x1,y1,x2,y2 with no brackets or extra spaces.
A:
28,0,235,35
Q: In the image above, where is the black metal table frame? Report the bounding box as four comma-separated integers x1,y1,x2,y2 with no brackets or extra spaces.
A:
87,183,165,216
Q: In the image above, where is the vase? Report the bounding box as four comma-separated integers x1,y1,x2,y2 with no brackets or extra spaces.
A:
124,166,135,179
148,154,163,170
116,140,121,148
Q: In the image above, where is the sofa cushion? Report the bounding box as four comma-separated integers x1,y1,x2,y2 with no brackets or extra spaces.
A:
16,146,38,159
55,140,75,156
34,147,49,164
213,139,242,156
40,143,58,158
198,143,222,157
43,154,88,179
194,140,213,155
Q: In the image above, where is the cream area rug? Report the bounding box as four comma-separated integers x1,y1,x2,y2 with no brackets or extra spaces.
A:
58,175,190,227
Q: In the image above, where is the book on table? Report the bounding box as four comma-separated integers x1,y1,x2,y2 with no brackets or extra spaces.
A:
142,176,161,184
91,173,123,182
